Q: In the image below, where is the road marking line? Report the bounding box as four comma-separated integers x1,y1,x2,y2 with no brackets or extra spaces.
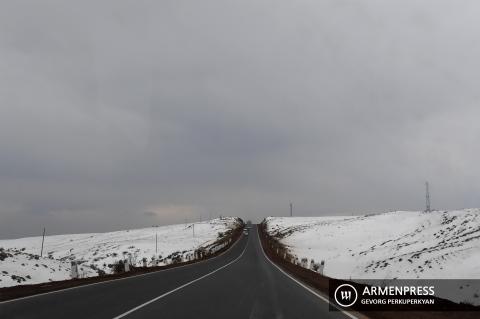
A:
256,228,358,319
111,236,249,319
0,232,245,305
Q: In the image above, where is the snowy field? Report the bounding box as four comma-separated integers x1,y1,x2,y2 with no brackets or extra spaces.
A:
265,210,480,305
0,217,241,288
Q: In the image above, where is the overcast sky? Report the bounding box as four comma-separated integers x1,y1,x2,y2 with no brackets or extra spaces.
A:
1,0,480,238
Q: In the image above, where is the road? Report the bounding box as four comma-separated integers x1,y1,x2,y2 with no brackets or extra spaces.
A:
0,226,353,319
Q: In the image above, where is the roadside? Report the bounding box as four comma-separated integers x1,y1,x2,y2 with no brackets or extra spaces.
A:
0,222,244,302
258,221,479,319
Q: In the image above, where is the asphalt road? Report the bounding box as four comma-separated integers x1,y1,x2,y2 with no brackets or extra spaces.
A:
0,226,353,319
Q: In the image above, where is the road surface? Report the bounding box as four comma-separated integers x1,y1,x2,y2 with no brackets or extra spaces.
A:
0,226,353,319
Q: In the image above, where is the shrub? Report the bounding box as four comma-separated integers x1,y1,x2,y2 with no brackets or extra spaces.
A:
171,255,182,264
11,275,26,283
112,260,125,274
0,251,9,261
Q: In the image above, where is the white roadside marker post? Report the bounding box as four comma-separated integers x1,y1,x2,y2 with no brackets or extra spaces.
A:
301,258,308,268
70,261,79,279
124,258,130,272
319,260,325,275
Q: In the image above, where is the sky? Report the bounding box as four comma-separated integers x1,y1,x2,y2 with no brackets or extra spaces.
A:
1,0,480,238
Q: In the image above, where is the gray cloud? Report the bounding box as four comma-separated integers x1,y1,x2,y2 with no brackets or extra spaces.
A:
1,0,480,238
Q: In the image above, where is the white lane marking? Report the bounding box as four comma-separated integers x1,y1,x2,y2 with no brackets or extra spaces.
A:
256,228,358,319
0,234,245,305
111,237,249,319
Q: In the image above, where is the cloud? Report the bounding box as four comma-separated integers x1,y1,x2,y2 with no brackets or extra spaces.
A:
1,0,480,238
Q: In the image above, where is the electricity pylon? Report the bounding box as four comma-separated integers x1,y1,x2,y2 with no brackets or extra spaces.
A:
425,182,431,212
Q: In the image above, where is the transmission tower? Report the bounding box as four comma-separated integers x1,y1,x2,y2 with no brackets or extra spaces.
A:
425,182,431,212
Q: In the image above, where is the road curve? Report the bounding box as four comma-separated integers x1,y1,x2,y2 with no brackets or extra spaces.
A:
0,226,352,319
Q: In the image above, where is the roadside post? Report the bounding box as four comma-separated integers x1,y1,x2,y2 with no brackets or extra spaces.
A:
70,261,79,279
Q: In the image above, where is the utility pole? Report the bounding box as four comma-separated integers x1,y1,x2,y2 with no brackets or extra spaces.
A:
425,181,431,212
40,227,45,257
155,233,158,255
290,202,293,217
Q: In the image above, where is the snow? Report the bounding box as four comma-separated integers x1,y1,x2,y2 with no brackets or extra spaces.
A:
265,209,480,305
0,217,241,288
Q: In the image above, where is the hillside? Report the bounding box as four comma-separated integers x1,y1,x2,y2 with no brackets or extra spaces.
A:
265,209,480,305
0,217,241,288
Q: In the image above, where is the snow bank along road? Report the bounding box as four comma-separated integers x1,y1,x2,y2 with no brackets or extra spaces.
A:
0,218,241,287
0,226,354,319
266,210,480,305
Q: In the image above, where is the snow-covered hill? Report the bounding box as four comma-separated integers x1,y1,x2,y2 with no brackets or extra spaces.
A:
265,210,480,305
0,217,241,288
